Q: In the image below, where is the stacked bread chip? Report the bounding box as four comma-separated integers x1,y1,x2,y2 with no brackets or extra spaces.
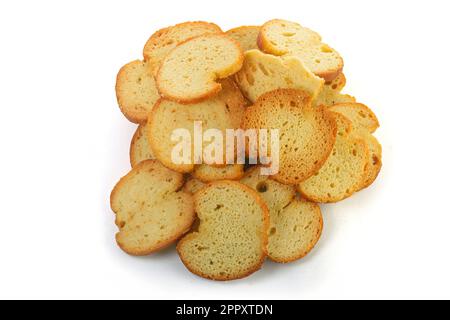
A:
111,19,382,281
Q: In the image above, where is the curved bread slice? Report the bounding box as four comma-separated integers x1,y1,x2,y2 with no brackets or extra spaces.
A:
226,26,260,52
110,160,195,255
241,89,337,185
177,181,269,281
115,60,160,123
258,19,343,81
183,177,207,194
157,34,244,104
193,164,244,182
143,21,222,75
235,49,324,103
298,113,369,202
240,167,321,263
268,199,322,263
130,124,154,167
329,103,380,133
148,78,246,173
329,103,381,189
313,73,356,107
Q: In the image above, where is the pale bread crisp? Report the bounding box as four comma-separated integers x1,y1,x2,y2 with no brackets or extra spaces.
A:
235,49,324,103
241,89,337,185
177,181,269,281
258,19,343,81
313,73,356,107
240,166,322,263
143,21,223,76
298,113,369,202
115,60,160,123
157,34,244,104
148,78,246,173
130,124,154,168
110,160,195,255
226,26,260,52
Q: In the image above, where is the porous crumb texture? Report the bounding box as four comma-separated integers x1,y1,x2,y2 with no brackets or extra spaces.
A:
110,160,195,255
258,19,343,81
226,26,260,52
298,113,369,202
240,166,322,262
148,78,246,173
130,124,155,167
143,21,223,75
157,34,244,103
242,89,337,185
235,49,324,103
177,181,269,280
115,60,161,123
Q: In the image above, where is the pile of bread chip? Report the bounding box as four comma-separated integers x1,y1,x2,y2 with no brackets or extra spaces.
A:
111,19,382,281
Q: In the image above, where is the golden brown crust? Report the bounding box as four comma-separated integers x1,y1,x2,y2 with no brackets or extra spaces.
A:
177,181,269,281
329,102,380,133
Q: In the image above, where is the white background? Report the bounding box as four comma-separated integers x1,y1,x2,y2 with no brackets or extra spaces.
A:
0,0,449,300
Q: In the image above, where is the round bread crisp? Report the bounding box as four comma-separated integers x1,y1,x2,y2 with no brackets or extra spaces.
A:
156,34,244,104
235,49,324,103
130,124,155,168
240,166,322,263
225,26,260,52
241,89,337,185
258,19,343,81
115,60,160,123
143,21,223,75
177,181,269,281
329,103,382,189
110,160,195,256
298,113,369,203
148,78,246,173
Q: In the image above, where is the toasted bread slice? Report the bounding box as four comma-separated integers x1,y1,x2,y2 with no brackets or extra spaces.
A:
268,199,322,263
110,160,195,255
329,103,380,133
157,34,244,104
241,89,337,185
298,113,369,202
313,73,356,107
240,166,322,263
148,78,246,173
177,181,269,281
143,21,222,75
115,60,160,123
258,19,343,81
226,26,260,52
329,103,382,189
130,124,154,167
235,49,324,103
